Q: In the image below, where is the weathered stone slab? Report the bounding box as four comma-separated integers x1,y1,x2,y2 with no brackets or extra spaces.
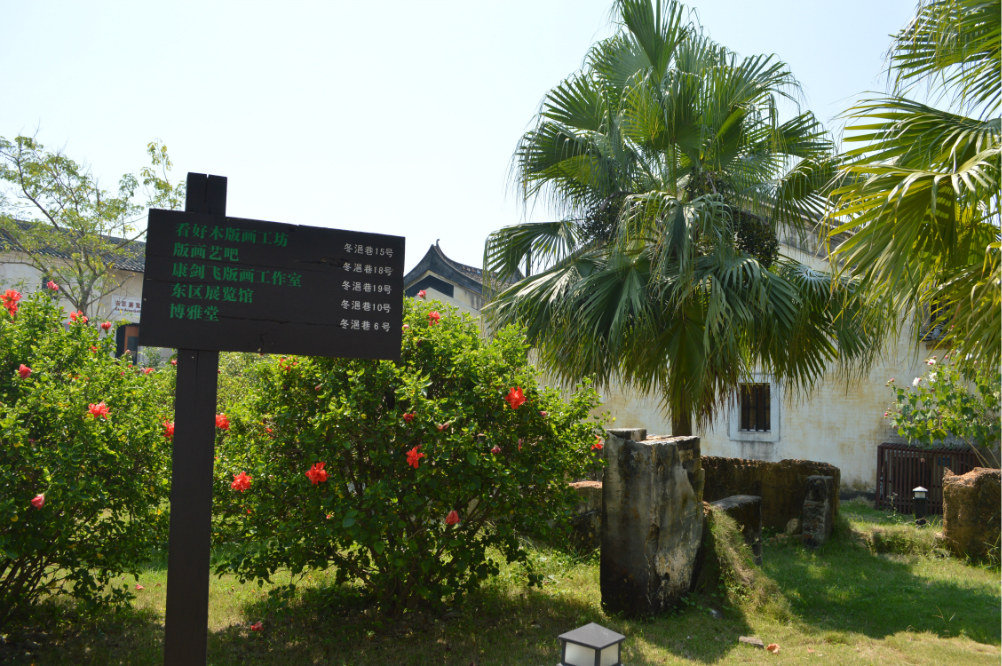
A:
605,427,647,443
801,475,834,548
710,495,762,565
702,456,840,530
600,431,704,617
942,467,1001,561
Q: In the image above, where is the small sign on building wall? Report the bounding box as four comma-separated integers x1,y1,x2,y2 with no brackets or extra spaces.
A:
112,297,142,319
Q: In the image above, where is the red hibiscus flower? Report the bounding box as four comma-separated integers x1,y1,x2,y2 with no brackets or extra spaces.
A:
2,289,21,316
88,402,110,419
250,621,263,631
428,311,441,325
216,414,230,430
402,324,410,331
144,368,154,375
406,445,425,469
170,359,177,366
164,421,175,439
100,321,112,331
231,471,252,492
436,422,450,432
505,387,525,410
518,438,523,451
17,364,31,379
417,290,427,299
403,412,415,422
46,280,59,291
90,346,98,353
491,445,501,454
30,493,45,509
445,510,460,526
69,310,88,324
592,441,604,451
305,462,328,485
539,410,548,417
135,583,144,590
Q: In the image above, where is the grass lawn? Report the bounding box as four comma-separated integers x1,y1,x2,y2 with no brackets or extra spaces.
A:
4,502,999,665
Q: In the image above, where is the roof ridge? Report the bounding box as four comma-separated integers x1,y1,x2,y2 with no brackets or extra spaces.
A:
433,243,525,287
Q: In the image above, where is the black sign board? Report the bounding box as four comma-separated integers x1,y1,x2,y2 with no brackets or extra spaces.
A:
139,208,405,360
147,174,407,666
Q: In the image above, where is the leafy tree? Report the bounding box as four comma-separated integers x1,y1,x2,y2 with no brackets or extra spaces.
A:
829,0,1000,369
211,300,604,615
484,0,884,434
0,137,185,318
0,292,174,627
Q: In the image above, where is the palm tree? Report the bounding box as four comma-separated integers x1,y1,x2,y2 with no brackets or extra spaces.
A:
484,0,885,435
828,0,1000,370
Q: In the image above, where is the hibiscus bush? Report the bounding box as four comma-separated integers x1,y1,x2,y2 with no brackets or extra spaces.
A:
212,299,604,614
0,291,174,627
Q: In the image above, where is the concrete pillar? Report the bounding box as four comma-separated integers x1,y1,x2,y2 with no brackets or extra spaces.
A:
600,430,704,617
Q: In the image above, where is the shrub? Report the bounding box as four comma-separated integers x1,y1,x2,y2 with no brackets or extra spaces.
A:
885,355,1000,467
0,292,174,627
212,300,604,614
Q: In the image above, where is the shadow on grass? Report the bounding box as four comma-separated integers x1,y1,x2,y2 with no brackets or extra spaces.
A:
0,600,165,666
210,581,614,666
763,522,1001,646
214,570,757,665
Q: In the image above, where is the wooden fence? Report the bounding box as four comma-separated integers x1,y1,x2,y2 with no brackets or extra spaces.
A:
876,443,980,514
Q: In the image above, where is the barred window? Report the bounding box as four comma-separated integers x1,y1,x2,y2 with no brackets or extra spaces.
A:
740,384,771,432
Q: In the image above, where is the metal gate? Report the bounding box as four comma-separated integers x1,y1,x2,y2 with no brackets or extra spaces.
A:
876,443,980,514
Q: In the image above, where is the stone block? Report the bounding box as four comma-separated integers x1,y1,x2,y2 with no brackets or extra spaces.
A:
942,467,1001,561
702,456,840,530
568,480,603,550
605,427,647,443
710,495,762,565
801,475,834,548
600,431,704,617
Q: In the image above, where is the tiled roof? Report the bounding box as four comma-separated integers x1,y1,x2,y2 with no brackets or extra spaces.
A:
0,222,146,272
403,243,523,296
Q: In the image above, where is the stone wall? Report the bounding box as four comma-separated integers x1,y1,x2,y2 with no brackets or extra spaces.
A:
702,456,840,531
600,430,704,617
942,467,1001,561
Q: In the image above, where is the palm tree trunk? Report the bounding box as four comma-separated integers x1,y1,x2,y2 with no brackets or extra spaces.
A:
671,413,692,436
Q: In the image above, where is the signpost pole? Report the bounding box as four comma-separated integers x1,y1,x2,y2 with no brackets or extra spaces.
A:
163,173,226,666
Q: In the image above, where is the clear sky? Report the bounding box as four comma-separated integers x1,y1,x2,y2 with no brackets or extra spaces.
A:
2,0,917,273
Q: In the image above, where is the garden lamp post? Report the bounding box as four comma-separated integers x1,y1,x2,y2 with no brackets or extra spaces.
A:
557,622,626,666
913,486,928,525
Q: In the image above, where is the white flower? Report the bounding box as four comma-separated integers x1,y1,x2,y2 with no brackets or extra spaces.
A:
926,356,937,366
928,372,937,383
912,377,922,387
